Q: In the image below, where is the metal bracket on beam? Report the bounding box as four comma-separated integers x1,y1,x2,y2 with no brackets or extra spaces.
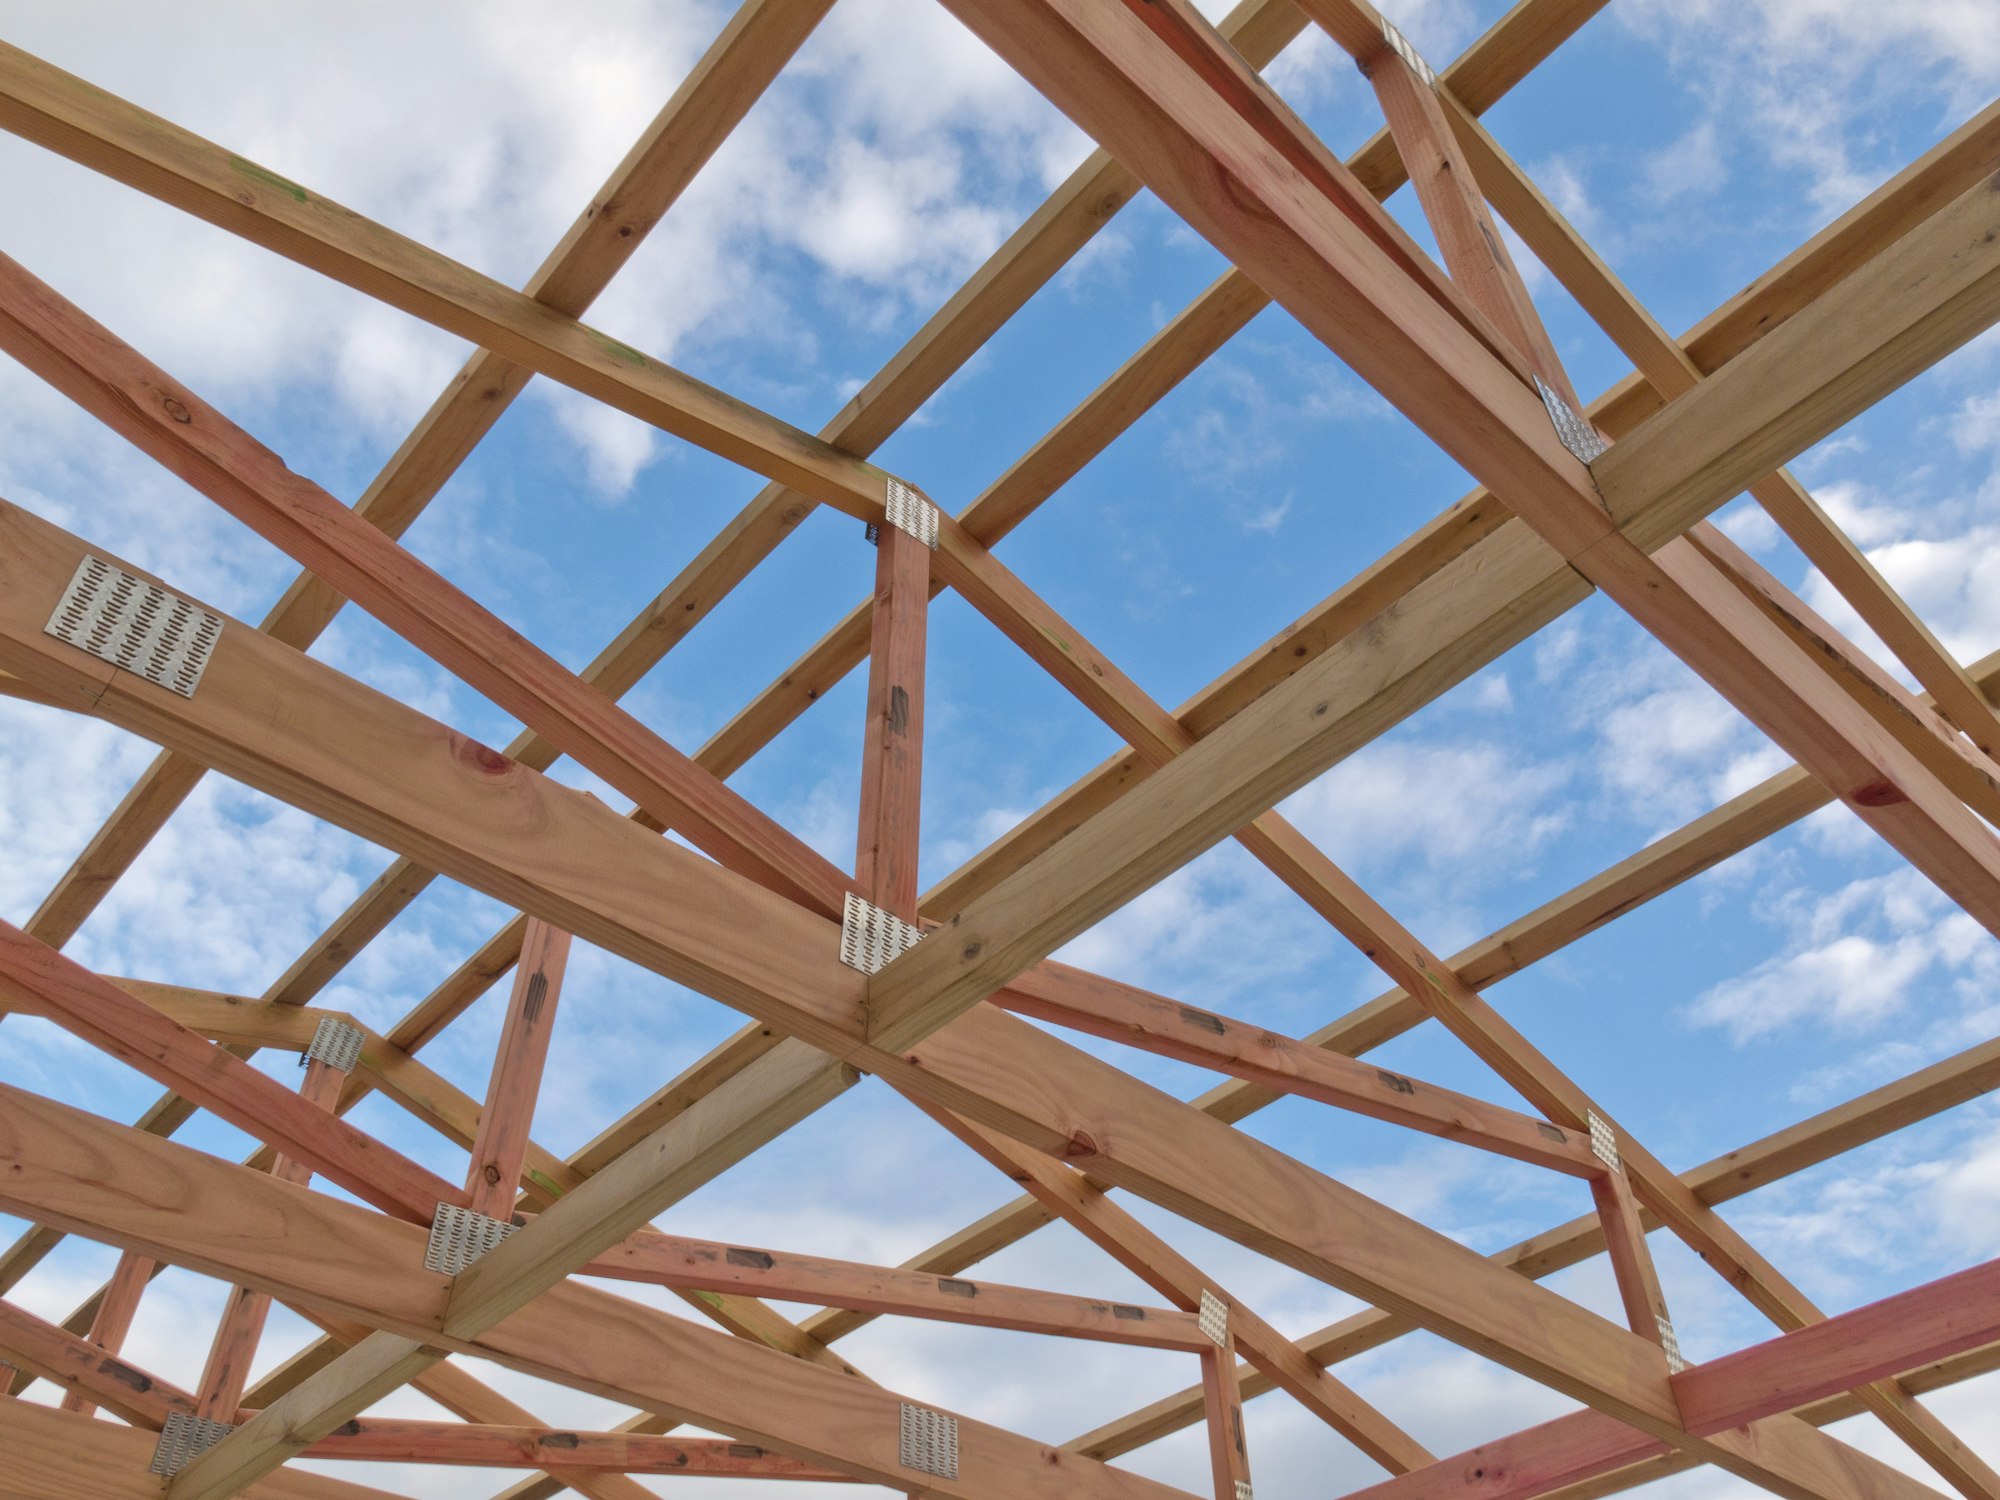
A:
899,1402,960,1479
1587,1111,1621,1174
424,1202,516,1275
1379,17,1437,89
1534,376,1610,463
1235,1484,1255,1500
1658,1314,1688,1374
43,554,223,698
869,476,940,549
150,1411,237,1476
839,892,923,975
1198,1288,1229,1347
301,1015,365,1074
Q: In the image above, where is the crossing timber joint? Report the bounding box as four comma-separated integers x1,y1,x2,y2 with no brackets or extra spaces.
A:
1372,17,1438,89
44,554,223,698
150,1411,237,1476
1586,1110,1622,1174
867,476,940,549
1658,1312,1689,1373
1534,376,1611,464
899,1402,960,1479
839,891,924,974
1198,1287,1229,1346
301,1014,365,1073
424,1202,518,1275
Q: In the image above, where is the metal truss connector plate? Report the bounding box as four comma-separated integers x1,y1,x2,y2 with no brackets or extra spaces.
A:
151,1411,237,1476
881,476,940,548
302,1015,365,1074
425,1202,516,1275
839,891,923,975
44,554,223,698
1380,17,1438,89
899,1402,960,1478
1587,1110,1622,1173
1198,1288,1229,1347
1534,376,1610,463
1658,1313,1688,1373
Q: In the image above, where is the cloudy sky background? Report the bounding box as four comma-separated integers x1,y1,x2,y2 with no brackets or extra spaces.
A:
1,0,1999,1496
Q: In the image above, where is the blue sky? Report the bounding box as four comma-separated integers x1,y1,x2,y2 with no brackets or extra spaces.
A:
1,1,1998,1497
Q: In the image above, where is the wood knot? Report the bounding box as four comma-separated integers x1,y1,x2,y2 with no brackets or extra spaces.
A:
1851,778,1907,807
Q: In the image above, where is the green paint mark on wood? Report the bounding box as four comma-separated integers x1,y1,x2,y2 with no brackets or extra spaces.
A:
227,156,307,204
525,1167,564,1199
590,329,648,369
693,1290,725,1310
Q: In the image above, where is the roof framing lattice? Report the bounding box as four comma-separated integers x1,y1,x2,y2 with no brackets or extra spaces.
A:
0,1,1998,1498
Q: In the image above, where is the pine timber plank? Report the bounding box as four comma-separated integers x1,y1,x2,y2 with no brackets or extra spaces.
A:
465,920,571,1220
855,523,930,919
995,964,1598,1175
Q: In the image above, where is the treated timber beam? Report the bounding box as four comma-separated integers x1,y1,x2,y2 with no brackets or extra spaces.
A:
19,0,837,954
995,964,1598,1175
0,920,457,1223
194,1046,351,1422
100,980,580,1202
857,518,931,920
1341,1252,2000,1500
0,512,1891,1500
0,1081,1195,1500
304,1421,855,1478
1440,82,2000,757
465,919,571,1220
0,1398,407,1500
927,0,2000,947
0,1293,197,1428
1070,1021,2000,1464
1353,9,1576,403
582,1230,1208,1350
59,1247,152,1417
920,1105,1434,1475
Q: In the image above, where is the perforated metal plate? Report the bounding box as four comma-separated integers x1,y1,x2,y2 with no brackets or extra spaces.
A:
1658,1314,1688,1374
839,892,923,975
424,1202,516,1275
1587,1111,1622,1173
44,555,222,698
883,476,940,548
1380,17,1437,89
302,1015,365,1074
899,1402,960,1478
1534,376,1611,463
151,1411,236,1476
1235,1483,1255,1500
1198,1288,1229,1347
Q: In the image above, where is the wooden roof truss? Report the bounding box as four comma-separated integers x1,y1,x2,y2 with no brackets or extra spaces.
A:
1,0,1998,1497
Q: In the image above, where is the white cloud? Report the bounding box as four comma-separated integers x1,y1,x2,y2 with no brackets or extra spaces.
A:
1685,868,1998,1042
